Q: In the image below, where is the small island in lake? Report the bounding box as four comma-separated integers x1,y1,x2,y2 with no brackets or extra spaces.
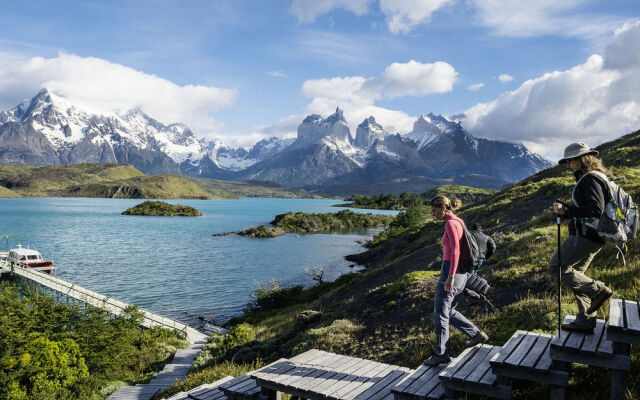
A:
235,209,394,238
122,200,203,216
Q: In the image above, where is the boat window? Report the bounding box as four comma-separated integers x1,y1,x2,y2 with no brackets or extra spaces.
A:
27,255,39,260
20,256,26,260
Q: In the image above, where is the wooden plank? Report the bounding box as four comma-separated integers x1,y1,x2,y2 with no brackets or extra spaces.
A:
504,333,538,367
300,357,365,394
549,347,630,371
351,369,406,400
404,364,443,396
273,365,319,387
339,364,396,400
390,366,428,394
563,329,586,351
491,330,527,365
453,345,492,381
290,349,323,363
303,358,370,396
287,354,347,390
598,329,615,358
609,299,624,331
550,315,575,348
438,346,476,380
338,362,391,400
412,364,447,399
477,346,502,388
624,301,640,332
580,319,605,355
316,359,376,397
519,334,551,370
321,361,382,399
535,347,553,372
294,355,357,392
492,364,568,387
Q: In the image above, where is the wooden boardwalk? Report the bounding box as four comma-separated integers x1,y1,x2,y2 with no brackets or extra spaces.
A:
107,339,207,400
178,298,639,400
0,260,211,343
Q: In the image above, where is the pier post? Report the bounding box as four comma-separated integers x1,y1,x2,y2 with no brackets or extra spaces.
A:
611,342,629,400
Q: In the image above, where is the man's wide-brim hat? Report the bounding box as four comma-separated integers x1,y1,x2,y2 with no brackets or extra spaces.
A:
558,142,599,164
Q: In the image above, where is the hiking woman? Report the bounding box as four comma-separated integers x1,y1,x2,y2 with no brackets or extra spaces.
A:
550,142,613,332
423,195,488,366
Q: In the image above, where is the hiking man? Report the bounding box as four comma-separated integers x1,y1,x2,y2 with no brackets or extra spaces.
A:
549,142,614,333
423,195,488,366
469,223,495,275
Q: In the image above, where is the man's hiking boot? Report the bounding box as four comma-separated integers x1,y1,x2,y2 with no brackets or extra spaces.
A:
586,286,613,314
423,353,451,366
465,331,489,347
561,320,595,333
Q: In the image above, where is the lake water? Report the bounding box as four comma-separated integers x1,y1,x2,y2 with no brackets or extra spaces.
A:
0,198,395,325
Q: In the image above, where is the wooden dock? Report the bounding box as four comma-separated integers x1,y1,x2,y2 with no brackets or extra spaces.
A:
0,260,210,343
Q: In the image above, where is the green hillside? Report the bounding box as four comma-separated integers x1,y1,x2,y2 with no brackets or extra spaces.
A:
0,185,19,198
160,129,640,399
189,177,315,198
0,164,226,199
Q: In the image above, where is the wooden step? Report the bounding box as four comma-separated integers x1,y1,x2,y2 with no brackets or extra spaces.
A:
187,375,235,400
390,364,446,400
550,315,630,371
490,330,568,386
438,345,510,399
606,299,640,345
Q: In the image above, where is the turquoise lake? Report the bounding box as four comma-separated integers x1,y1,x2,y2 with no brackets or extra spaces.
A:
0,198,395,326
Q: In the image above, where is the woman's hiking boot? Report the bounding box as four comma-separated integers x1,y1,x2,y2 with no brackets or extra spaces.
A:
423,353,451,366
465,331,489,347
586,286,613,314
561,319,596,333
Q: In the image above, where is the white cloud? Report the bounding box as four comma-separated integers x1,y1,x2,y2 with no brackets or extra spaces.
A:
290,0,371,23
301,59,457,134
467,82,484,91
498,74,514,83
468,0,627,39
0,52,236,137
267,70,288,78
380,0,453,34
463,21,640,161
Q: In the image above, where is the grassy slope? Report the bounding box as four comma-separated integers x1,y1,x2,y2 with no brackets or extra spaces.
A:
0,185,19,197
214,129,640,400
0,164,227,199
190,177,315,199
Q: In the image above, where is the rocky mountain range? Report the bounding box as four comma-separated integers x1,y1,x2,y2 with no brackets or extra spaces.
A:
0,89,553,194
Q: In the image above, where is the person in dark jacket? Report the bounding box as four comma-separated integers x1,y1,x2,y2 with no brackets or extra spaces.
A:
470,223,496,275
550,142,613,332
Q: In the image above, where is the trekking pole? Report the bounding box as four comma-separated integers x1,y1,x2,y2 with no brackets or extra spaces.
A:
556,214,562,338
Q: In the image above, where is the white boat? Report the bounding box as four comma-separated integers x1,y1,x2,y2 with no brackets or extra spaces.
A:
7,244,55,274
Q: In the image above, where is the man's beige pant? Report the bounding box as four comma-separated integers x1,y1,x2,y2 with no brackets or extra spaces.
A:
548,235,605,322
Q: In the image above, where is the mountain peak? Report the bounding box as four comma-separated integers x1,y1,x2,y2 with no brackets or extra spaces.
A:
355,116,386,149
325,107,346,123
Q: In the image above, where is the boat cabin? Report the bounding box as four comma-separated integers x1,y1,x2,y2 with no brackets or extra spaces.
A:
7,245,55,274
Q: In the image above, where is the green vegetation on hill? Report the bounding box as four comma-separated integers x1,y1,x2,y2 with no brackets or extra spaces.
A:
0,164,225,199
122,201,203,216
162,129,640,399
0,185,19,198
0,283,187,400
336,186,495,210
236,210,395,238
190,177,315,199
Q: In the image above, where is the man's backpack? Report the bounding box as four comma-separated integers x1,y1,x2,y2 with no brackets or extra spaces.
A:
451,219,480,273
578,171,639,262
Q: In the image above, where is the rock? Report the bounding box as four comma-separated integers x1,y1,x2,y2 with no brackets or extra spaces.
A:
293,310,323,332
213,232,234,237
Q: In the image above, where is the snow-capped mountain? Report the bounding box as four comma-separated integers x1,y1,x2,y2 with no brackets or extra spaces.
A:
0,89,553,193
0,89,293,176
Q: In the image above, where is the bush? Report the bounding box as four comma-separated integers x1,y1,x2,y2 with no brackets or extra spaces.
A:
386,270,440,296
246,279,304,312
223,324,256,349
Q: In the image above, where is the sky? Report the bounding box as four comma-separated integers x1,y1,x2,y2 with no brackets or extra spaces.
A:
0,0,639,160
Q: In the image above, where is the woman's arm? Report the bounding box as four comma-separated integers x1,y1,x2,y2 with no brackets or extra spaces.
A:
445,220,461,275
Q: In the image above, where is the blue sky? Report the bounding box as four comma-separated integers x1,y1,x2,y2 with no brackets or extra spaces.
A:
0,0,639,158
